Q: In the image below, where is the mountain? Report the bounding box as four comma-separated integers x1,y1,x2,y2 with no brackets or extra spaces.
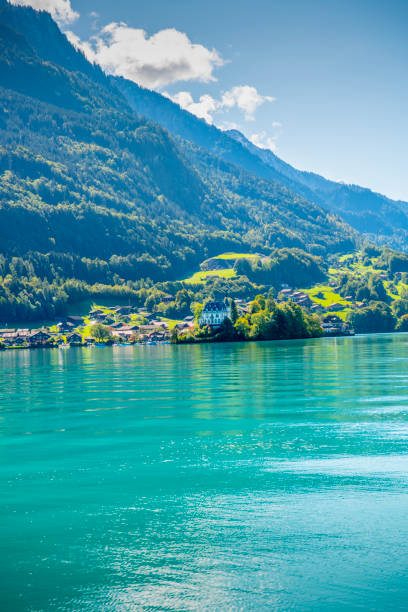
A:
0,1,356,320
226,129,408,246
114,77,408,250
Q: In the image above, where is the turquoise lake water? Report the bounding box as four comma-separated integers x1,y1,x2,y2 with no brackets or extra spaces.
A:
1,334,408,611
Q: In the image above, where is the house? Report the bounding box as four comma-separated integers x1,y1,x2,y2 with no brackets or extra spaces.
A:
28,330,52,345
118,324,139,332
112,329,135,340
321,314,353,336
290,292,312,307
199,301,231,328
66,316,84,325
113,305,133,315
279,289,293,300
67,332,83,345
57,320,74,332
0,330,17,345
90,309,104,316
327,302,345,311
139,324,165,333
3,329,31,345
137,310,154,320
311,304,324,313
174,322,189,331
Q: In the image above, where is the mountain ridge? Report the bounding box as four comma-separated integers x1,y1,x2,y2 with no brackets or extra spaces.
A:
114,76,408,250
0,0,357,322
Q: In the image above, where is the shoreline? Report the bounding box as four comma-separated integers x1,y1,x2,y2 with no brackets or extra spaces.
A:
2,330,399,354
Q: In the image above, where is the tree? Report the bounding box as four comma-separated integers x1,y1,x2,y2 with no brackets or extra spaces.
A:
234,316,250,339
234,258,253,278
392,299,408,318
347,303,396,333
170,328,179,344
396,315,408,332
89,323,111,341
194,303,203,325
230,299,238,324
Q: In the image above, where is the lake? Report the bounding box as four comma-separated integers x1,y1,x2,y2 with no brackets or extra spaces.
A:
1,334,408,611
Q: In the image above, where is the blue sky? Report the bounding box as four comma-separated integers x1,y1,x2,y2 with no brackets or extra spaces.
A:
12,0,408,201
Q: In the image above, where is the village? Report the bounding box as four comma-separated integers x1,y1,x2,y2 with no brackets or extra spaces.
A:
0,290,354,350
0,304,176,349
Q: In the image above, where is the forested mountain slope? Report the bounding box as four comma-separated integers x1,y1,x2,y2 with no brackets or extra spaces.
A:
114,76,408,250
0,1,355,320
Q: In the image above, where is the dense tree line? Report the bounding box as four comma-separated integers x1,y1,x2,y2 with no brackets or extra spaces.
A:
337,272,388,302
176,294,323,344
347,303,396,334
233,249,326,288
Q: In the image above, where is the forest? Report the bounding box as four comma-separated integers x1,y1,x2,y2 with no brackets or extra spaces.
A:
0,1,358,321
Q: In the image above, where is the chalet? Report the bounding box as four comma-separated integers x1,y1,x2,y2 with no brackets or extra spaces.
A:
174,322,189,330
113,306,133,315
67,332,83,345
57,320,74,332
238,306,251,314
112,329,134,340
322,314,343,326
139,324,166,333
137,310,154,320
2,329,31,345
291,292,312,305
0,329,16,344
327,302,345,311
321,314,353,336
66,316,84,325
0,331,17,345
280,288,293,296
184,315,194,322
28,330,52,345
311,304,324,313
118,324,139,332
199,301,231,328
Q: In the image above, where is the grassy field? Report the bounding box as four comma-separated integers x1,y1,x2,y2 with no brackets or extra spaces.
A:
183,268,237,284
304,285,353,308
207,252,260,261
157,317,184,329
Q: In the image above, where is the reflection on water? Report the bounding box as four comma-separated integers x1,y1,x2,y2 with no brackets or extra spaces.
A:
1,334,408,610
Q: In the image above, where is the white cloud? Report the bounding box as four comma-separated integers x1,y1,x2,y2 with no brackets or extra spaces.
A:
68,23,224,89
165,85,275,125
221,86,275,120
167,91,219,123
9,0,78,25
249,130,279,152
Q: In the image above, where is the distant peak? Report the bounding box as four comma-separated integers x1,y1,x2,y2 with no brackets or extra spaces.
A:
225,129,246,141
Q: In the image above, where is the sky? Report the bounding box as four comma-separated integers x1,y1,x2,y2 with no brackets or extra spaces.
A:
11,0,408,201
